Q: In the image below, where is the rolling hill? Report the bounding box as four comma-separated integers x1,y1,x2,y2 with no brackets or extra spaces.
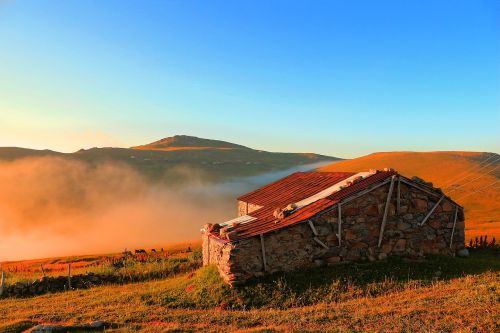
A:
132,134,250,151
0,135,341,183
319,151,500,240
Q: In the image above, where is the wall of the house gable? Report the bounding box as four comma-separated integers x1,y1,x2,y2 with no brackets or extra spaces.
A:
209,180,465,285
237,200,262,217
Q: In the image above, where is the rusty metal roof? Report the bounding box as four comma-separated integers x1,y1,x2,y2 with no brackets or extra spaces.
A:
237,171,356,207
230,170,397,240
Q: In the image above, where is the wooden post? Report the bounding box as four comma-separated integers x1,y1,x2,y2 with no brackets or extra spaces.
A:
40,264,46,278
378,175,396,247
419,195,445,226
308,220,318,236
260,234,267,272
396,177,401,215
67,264,72,290
0,271,4,296
337,204,342,247
314,237,329,249
449,206,459,249
207,235,210,265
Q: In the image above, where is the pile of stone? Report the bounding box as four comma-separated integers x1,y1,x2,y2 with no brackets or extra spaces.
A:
1,273,119,298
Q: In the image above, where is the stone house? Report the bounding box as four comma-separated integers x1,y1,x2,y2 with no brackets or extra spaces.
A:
202,169,465,285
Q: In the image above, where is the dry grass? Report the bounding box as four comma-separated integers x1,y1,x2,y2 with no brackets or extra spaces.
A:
0,241,201,286
0,271,497,332
1,250,498,332
320,151,500,240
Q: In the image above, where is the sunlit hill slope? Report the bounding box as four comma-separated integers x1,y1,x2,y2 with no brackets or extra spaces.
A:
320,151,500,240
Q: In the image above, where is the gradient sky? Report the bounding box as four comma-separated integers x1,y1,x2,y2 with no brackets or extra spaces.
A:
0,0,499,158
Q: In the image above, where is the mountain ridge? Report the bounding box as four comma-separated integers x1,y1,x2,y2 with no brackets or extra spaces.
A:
0,136,341,183
132,135,251,151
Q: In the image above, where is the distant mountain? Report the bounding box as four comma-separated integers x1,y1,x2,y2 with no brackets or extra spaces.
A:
132,135,250,151
0,135,342,183
319,151,500,240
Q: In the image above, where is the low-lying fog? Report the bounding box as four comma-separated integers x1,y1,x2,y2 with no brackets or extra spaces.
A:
0,157,333,261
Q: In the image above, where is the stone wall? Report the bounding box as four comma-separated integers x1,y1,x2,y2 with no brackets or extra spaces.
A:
202,231,234,283
0,273,119,298
206,180,465,285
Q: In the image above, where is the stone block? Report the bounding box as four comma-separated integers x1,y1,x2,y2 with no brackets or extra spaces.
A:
429,219,441,230
397,221,411,231
381,243,392,254
345,229,357,241
325,256,341,263
414,199,427,212
365,205,379,217
378,253,387,260
344,206,358,216
393,239,407,252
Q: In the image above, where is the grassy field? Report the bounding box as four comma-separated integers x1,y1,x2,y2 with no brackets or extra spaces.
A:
1,249,498,332
320,151,500,240
0,241,201,286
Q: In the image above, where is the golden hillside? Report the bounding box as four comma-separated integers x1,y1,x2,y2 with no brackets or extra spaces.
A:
319,152,500,240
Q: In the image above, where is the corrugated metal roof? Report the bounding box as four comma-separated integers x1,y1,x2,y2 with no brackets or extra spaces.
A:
237,171,356,207
230,170,397,240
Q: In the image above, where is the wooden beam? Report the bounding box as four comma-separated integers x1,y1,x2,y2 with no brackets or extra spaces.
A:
378,175,396,247
308,220,318,236
449,206,459,249
260,234,267,272
338,178,392,206
400,178,442,199
337,204,342,247
397,176,401,215
419,195,445,226
314,237,329,249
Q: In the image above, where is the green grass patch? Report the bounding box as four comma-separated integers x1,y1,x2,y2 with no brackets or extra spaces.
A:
142,249,499,310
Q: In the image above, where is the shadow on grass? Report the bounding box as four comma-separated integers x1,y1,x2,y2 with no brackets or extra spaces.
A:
234,248,500,308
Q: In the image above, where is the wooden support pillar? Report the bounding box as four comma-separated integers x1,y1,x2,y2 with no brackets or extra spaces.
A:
419,195,445,226
314,237,329,249
396,177,401,215
378,175,396,247
449,206,459,249
207,235,210,265
260,234,267,272
67,264,72,290
308,220,329,249
337,204,342,247
308,220,318,236
0,271,4,296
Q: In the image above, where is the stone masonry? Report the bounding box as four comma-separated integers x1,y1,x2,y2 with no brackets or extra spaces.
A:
203,174,465,285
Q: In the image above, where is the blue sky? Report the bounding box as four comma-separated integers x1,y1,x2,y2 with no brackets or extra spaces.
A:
0,0,499,157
